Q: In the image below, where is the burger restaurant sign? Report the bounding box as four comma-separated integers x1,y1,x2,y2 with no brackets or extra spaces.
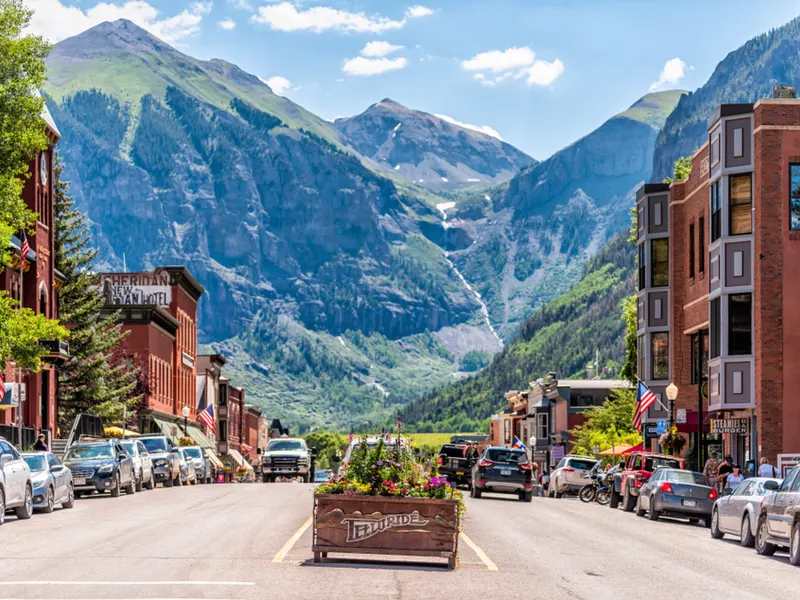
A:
100,271,172,307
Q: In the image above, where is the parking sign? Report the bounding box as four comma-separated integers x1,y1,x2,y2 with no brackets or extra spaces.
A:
656,419,667,435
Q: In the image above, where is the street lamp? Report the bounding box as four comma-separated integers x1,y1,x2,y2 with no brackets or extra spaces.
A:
665,382,678,429
182,405,190,435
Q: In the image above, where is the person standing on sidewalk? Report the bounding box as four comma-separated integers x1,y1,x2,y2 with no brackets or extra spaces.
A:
716,455,734,491
758,457,779,478
726,465,745,489
703,452,720,490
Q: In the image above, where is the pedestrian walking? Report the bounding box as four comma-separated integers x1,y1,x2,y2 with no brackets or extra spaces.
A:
703,452,720,490
540,471,550,497
758,456,779,478
33,434,48,452
716,455,734,491
726,465,745,489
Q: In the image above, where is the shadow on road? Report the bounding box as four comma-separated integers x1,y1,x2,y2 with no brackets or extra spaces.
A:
300,557,450,572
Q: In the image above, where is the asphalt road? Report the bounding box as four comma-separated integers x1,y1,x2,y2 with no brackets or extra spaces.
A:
1,482,799,599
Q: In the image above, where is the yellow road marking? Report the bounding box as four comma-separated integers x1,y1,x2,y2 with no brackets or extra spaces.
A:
460,532,498,571
272,516,313,563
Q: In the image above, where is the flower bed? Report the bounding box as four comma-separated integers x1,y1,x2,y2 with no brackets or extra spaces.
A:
312,435,463,569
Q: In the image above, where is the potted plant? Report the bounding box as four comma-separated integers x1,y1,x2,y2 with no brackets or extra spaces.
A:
313,433,464,569
659,426,687,456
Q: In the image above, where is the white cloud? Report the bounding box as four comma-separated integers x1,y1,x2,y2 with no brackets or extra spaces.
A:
259,75,293,95
25,0,212,43
218,18,237,30
252,2,405,33
361,40,404,57
649,57,689,92
462,45,563,87
343,56,407,76
462,47,535,73
231,0,254,10
435,114,503,141
406,5,433,18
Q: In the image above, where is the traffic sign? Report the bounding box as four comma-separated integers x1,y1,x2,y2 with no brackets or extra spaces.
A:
656,420,667,435
677,409,687,424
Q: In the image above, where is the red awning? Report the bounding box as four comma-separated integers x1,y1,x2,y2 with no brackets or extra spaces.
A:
621,443,643,455
676,411,711,434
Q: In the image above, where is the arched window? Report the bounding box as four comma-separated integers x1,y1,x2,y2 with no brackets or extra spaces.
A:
38,283,48,317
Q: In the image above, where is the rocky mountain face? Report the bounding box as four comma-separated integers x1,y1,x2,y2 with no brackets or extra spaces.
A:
442,91,684,339
652,17,800,181
334,99,535,191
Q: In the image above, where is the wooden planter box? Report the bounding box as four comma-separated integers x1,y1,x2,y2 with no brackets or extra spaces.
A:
312,494,460,569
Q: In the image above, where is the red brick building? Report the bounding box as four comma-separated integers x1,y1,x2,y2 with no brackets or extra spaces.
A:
636,97,800,472
0,105,67,444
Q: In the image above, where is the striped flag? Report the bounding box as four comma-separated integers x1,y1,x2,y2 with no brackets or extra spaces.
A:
633,381,658,430
198,404,215,433
19,231,29,270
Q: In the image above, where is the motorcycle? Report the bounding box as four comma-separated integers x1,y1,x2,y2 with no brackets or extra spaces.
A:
579,468,615,505
579,473,602,503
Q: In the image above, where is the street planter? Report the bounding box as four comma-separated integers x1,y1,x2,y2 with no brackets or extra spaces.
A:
312,494,460,569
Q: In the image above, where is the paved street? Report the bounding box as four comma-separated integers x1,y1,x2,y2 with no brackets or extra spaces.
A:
2,483,800,599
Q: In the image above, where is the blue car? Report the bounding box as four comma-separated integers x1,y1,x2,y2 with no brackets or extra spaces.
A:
21,452,75,513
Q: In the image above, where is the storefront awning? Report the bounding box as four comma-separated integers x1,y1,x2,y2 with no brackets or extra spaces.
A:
186,424,214,449
152,416,182,443
228,448,253,471
205,448,224,470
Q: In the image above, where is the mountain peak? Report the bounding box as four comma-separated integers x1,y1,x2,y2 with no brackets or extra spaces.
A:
52,19,173,59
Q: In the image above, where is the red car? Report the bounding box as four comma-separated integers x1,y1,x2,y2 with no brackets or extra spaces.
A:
609,452,684,512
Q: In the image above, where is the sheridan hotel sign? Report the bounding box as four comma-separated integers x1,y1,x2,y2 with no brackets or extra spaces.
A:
100,270,172,307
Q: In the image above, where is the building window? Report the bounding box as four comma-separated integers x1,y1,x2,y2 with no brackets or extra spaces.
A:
651,332,669,381
689,223,695,279
729,174,752,235
711,134,720,165
638,244,645,290
710,298,721,359
791,165,800,230
699,217,705,274
690,331,708,384
637,335,646,380
571,395,598,408
651,238,669,287
536,413,548,440
733,128,744,158
711,181,722,242
503,419,511,444
729,293,752,355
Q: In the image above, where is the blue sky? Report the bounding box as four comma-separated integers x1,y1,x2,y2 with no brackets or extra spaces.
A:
29,0,800,159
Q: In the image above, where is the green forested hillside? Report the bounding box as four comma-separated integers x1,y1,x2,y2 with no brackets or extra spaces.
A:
401,233,635,432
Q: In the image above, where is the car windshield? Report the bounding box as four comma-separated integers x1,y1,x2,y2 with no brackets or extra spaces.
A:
665,470,709,485
183,448,202,459
439,445,466,458
140,438,168,452
23,455,47,472
485,449,526,464
121,442,137,455
567,459,597,470
267,440,305,452
645,456,682,471
65,445,114,460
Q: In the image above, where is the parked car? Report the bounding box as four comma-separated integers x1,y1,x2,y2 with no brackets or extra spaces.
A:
136,435,182,488
756,464,800,564
470,446,534,502
634,468,716,524
180,446,212,484
263,438,315,482
549,455,599,498
0,437,33,525
22,452,74,512
178,448,198,485
314,469,330,483
610,452,683,511
437,444,473,488
63,440,135,498
120,439,155,491
710,477,782,546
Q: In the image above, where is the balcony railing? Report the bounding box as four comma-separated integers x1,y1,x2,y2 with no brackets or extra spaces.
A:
39,339,70,362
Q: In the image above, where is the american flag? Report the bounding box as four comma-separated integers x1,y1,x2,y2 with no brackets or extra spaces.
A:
19,231,29,270
241,443,253,453
633,381,658,430
198,404,215,433
0,370,5,388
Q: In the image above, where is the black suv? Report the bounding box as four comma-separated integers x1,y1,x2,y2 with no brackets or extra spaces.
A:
470,446,534,502
437,444,474,488
63,441,135,498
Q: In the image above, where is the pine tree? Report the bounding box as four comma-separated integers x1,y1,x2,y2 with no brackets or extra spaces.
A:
54,152,140,431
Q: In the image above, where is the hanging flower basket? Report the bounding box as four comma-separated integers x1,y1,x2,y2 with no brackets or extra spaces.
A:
659,427,687,455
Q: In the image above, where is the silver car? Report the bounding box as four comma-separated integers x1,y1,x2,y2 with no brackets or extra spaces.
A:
21,452,74,513
549,456,599,497
710,477,782,547
635,468,717,524
120,439,155,491
181,446,212,484
178,448,198,486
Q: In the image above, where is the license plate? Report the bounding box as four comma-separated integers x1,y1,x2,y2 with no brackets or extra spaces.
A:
500,469,512,476
682,499,697,507
456,471,465,476
74,477,86,486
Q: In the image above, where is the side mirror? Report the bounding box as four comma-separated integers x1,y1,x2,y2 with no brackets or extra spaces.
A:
0,454,11,467
50,464,64,473
170,447,181,454
764,479,780,491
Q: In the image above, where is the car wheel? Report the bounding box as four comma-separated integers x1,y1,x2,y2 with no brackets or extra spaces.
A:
622,488,636,512
174,475,182,487
756,515,777,556
472,486,482,499
609,487,620,509
635,497,646,517
110,474,121,498
740,514,755,547
709,509,724,539
790,523,800,566
164,476,174,488
648,505,659,521
0,487,5,526
41,486,55,514
62,485,75,509
125,475,136,495
523,491,533,503
15,485,33,519
145,474,154,490
135,472,143,493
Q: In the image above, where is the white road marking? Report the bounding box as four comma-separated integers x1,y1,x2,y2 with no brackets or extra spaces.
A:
460,532,499,572
272,516,313,563
0,582,254,587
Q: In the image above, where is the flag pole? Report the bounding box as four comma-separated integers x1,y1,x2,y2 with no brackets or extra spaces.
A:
17,237,23,448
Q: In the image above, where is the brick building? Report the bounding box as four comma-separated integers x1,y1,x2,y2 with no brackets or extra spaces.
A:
636,97,800,472
0,104,68,445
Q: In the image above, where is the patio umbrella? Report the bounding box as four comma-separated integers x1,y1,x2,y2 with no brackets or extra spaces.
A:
599,443,633,456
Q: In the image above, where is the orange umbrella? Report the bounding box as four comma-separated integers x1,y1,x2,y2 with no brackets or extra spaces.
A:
599,443,633,456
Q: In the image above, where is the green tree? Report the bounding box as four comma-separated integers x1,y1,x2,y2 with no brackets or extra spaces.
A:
0,0,51,263
663,154,693,184
54,152,140,430
460,350,491,372
0,296,67,372
304,429,347,469
619,295,637,384
569,389,642,458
